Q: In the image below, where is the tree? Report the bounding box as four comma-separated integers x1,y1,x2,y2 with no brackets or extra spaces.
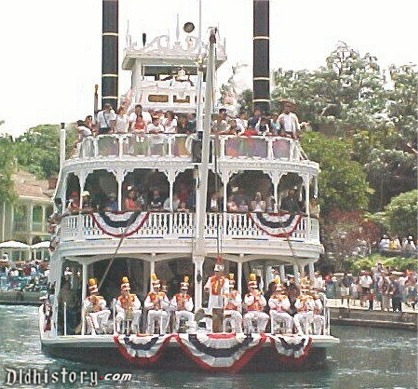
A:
382,190,418,239
271,42,418,212
300,132,370,215
13,125,61,179
0,134,16,203
321,210,381,271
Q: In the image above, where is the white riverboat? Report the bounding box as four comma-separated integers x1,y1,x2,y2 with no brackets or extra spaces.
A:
39,13,339,373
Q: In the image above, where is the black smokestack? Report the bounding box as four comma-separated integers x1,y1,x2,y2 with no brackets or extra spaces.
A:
101,0,119,109
252,0,270,114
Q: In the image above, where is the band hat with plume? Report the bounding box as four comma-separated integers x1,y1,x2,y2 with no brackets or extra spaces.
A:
88,278,99,294
151,273,161,288
214,255,224,272
180,275,189,290
248,273,258,289
121,276,131,291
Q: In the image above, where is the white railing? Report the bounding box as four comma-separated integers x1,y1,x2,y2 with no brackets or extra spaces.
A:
59,212,319,243
71,134,305,162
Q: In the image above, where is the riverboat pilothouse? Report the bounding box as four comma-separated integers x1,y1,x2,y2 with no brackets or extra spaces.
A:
39,0,339,372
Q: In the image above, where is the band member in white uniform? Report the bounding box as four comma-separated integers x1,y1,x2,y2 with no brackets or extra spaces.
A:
243,274,269,333
83,278,111,335
223,273,243,333
144,274,170,335
171,276,194,332
312,292,325,335
293,291,315,335
115,276,142,334
268,282,293,335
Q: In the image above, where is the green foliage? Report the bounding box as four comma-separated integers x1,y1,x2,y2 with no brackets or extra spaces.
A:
346,253,417,273
382,190,418,238
13,125,61,179
0,134,16,203
301,132,370,214
270,42,418,212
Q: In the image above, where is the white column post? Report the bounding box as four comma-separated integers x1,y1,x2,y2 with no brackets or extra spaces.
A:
81,263,88,335
237,256,243,295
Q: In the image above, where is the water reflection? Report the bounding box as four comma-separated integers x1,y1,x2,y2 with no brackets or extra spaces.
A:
0,306,416,388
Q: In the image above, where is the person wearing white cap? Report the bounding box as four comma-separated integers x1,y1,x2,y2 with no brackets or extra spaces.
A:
268,280,293,335
144,274,170,335
243,274,269,333
171,276,194,332
84,278,111,335
115,276,142,334
223,273,243,333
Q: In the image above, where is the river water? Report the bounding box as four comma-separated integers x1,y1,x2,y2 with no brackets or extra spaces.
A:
0,305,416,389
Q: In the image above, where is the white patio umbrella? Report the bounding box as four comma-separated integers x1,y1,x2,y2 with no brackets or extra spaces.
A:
0,240,31,261
0,240,30,249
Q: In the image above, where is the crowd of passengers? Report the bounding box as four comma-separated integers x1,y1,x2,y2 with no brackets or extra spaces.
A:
59,185,309,216
76,100,303,142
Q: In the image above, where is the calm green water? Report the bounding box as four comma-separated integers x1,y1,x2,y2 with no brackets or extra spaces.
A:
0,305,416,389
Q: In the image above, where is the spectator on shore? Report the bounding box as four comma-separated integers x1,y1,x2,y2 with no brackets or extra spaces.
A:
378,235,390,252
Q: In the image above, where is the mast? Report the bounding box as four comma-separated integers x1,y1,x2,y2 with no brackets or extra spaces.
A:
101,0,119,109
193,29,217,309
252,0,270,114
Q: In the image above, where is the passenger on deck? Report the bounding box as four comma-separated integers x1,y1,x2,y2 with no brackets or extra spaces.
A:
114,106,129,134
250,192,266,212
115,276,142,334
129,104,152,131
96,103,116,135
149,189,164,211
162,110,178,133
255,116,272,136
104,193,118,212
278,100,300,139
223,273,243,333
144,274,170,335
81,191,93,212
123,187,140,211
243,274,269,334
83,278,111,335
171,276,194,332
147,116,165,134
280,189,301,214
211,108,228,134
67,191,80,212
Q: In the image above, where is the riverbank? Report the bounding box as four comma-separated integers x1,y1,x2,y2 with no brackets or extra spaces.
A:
328,298,417,331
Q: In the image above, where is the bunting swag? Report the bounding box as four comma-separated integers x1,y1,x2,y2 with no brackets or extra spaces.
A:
91,211,149,237
175,333,266,373
268,334,312,364
113,334,173,366
249,212,302,237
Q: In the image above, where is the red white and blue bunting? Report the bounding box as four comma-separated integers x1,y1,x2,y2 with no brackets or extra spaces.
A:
175,333,266,373
249,212,302,237
267,334,312,360
113,334,173,366
90,211,149,238
113,333,313,372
